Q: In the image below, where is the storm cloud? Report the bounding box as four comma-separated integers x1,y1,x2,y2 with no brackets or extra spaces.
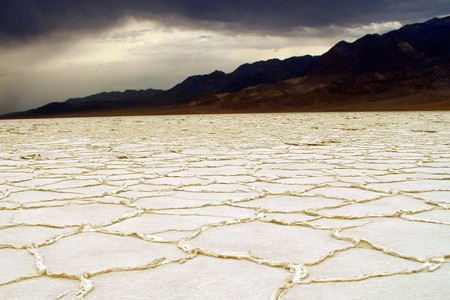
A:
1,0,449,43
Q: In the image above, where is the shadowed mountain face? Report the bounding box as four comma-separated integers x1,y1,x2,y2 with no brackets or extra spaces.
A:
28,89,164,115
310,16,450,75
157,55,315,105
3,16,450,118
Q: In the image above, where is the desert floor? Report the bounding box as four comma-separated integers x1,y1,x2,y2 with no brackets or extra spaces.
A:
0,112,449,299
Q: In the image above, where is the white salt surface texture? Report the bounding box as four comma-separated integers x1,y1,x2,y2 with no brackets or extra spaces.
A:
0,112,449,299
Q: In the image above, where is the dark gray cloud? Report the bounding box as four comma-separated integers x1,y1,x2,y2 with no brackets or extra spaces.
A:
1,0,449,43
110,29,152,40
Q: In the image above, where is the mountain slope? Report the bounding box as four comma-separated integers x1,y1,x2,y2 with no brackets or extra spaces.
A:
17,88,164,116
310,16,449,75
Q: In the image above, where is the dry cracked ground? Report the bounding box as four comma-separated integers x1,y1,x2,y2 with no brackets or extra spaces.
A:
0,112,449,299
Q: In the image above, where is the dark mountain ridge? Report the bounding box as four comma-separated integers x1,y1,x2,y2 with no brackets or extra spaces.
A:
30,88,164,115
3,15,450,118
310,16,450,75
156,55,315,105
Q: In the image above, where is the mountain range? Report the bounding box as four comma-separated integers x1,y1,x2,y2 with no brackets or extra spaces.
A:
3,16,450,118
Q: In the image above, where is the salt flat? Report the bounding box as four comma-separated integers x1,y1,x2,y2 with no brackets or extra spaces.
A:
0,112,449,299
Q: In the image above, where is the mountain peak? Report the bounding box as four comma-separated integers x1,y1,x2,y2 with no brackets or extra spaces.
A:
424,15,450,25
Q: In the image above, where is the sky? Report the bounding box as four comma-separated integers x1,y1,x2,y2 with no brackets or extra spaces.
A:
0,1,449,114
